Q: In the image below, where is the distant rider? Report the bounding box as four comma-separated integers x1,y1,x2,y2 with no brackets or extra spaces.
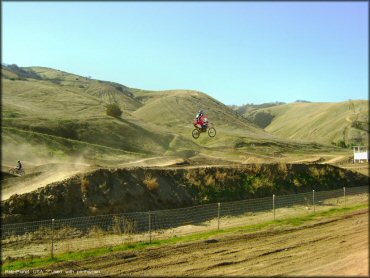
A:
16,160,22,171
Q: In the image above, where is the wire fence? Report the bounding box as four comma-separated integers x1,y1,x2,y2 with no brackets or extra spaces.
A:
1,185,368,261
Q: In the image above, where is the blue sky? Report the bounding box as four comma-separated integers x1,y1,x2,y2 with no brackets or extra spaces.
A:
2,2,368,105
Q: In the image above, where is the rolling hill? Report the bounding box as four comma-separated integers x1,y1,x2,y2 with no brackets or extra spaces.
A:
2,65,343,169
233,101,369,146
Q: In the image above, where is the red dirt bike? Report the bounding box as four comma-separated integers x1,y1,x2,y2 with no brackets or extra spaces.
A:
192,119,216,139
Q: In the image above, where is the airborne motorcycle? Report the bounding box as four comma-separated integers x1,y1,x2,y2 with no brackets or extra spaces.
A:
192,117,216,139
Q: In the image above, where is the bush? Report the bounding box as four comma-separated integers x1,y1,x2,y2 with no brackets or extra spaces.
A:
337,140,347,148
115,86,123,92
106,103,122,118
55,120,79,139
250,111,275,128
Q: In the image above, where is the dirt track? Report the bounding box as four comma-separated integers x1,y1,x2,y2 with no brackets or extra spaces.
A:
1,163,91,201
31,209,368,276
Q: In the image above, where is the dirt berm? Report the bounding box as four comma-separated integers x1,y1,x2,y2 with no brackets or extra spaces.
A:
1,164,368,224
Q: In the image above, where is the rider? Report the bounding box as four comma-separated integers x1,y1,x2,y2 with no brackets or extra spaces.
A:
16,160,22,171
195,110,208,130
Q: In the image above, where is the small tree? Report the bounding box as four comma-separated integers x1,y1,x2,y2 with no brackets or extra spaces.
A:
106,103,122,118
337,139,347,148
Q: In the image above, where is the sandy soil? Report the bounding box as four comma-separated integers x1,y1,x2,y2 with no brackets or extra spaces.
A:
340,163,369,177
291,154,348,164
117,156,185,167
26,209,368,277
323,155,346,164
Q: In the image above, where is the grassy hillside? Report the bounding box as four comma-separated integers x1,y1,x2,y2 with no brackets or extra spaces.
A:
229,101,286,116
131,90,282,149
2,66,198,163
242,101,368,146
2,65,343,168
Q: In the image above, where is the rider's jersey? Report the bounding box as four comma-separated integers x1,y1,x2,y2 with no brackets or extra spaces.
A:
196,115,207,127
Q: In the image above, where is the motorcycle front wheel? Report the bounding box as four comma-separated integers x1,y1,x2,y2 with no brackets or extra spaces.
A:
208,127,216,137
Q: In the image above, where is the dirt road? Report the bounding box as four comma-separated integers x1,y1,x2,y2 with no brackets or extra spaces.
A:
33,209,368,276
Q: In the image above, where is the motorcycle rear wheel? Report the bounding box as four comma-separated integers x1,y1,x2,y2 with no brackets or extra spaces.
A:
192,129,200,139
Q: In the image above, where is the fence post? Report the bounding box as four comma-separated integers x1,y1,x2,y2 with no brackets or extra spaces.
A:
343,187,346,208
273,194,275,220
217,202,220,230
51,218,55,258
313,190,315,212
120,215,124,245
148,211,151,244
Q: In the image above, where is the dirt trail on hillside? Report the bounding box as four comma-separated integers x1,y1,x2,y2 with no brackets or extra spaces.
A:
323,155,346,164
34,209,368,276
1,163,91,201
291,154,347,164
117,156,184,167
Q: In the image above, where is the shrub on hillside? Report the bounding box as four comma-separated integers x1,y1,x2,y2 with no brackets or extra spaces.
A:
56,120,79,139
106,103,122,118
337,140,347,148
115,86,124,92
246,111,274,128
5,64,42,80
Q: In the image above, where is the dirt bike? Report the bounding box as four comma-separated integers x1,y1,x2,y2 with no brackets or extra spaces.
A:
192,122,216,139
9,167,25,176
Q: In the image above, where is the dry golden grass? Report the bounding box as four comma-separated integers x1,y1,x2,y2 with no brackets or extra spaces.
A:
185,171,201,186
277,162,288,173
88,226,105,237
144,174,159,191
261,100,369,145
81,176,90,192
215,169,227,181
205,174,216,186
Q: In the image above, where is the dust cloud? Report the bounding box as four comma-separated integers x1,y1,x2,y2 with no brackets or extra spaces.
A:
1,141,92,200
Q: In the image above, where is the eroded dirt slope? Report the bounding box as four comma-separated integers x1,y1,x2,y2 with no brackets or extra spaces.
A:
2,164,368,224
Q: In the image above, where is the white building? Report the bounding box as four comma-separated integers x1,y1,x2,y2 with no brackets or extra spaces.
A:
353,146,369,163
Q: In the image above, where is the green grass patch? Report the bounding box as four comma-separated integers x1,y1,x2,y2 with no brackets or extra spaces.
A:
2,203,367,272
